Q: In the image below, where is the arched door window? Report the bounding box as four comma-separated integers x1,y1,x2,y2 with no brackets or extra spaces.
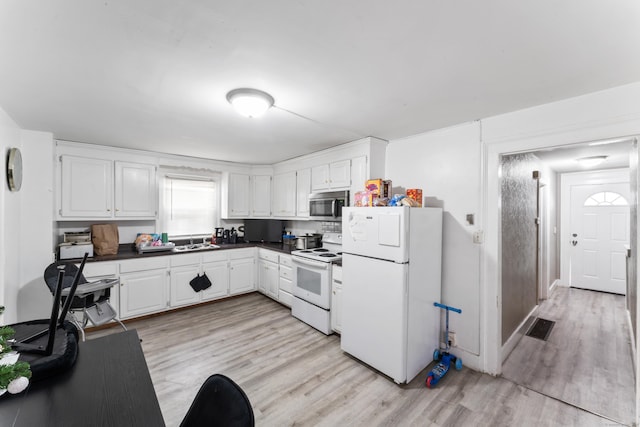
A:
583,191,628,206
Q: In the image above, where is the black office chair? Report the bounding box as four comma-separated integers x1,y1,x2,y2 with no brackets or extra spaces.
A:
180,374,255,427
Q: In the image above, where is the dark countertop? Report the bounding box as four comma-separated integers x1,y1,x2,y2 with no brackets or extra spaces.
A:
72,241,296,263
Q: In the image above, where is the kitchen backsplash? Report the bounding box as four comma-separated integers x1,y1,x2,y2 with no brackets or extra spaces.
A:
55,219,336,249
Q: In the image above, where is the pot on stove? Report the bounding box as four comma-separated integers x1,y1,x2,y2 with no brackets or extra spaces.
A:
295,236,309,250
295,234,318,250
296,234,322,250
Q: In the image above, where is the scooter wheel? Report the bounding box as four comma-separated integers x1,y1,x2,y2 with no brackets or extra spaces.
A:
426,375,433,388
455,358,463,371
433,349,440,361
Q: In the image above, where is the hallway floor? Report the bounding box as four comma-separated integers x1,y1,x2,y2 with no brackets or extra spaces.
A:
502,286,636,425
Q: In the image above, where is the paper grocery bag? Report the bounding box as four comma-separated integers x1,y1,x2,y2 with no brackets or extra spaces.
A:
91,224,119,256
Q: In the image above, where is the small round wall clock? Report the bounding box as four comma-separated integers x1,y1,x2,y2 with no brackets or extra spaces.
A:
6,147,22,192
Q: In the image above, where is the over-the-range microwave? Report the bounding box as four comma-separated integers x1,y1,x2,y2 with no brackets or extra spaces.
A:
309,190,349,221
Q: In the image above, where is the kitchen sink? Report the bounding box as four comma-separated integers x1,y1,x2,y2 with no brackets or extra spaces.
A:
172,243,220,252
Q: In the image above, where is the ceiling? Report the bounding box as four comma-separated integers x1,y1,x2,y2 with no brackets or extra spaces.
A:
1,1,639,165
532,138,635,174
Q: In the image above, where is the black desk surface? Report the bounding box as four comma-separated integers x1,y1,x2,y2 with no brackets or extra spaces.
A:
0,330,165,427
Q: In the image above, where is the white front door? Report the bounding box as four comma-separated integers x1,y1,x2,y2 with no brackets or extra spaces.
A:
570,183,630,294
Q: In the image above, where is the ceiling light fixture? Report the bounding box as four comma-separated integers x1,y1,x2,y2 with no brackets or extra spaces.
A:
226,88,274,118
576,155,608,167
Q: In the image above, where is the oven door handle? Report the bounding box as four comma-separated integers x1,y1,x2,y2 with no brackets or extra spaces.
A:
292,256,330,270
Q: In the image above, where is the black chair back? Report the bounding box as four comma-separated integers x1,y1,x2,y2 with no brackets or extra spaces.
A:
180,374,255,427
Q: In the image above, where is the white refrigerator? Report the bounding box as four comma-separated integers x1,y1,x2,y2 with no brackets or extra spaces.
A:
340,206,442,384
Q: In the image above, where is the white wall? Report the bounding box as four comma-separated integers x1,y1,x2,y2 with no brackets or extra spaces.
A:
387,122,483,370
0,107,21,323
18,130,55,321
0,105,54,324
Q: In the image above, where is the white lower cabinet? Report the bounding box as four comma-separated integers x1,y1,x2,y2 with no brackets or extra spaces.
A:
169,254,202,308
201,259,229,301
259,260,279,299
258,249,279,299
331,264,343,333
229,249,256,294
258,249,294,307
94,248,259,321
278,254,294,307
119,258,169,320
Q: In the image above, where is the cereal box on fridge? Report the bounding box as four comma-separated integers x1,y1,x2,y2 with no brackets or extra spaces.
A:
365,179,392,198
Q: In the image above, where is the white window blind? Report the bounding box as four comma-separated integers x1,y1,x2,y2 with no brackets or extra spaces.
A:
162,175,217,237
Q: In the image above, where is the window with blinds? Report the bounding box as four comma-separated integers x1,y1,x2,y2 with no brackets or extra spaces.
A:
161,175,218,237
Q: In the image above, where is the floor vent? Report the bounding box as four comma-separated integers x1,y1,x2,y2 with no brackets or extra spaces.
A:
526,317,555,341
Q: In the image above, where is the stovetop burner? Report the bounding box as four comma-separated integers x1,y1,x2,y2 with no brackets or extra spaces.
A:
291,232,342,263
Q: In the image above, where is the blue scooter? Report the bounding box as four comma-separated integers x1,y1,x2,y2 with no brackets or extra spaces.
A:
426,302,462,388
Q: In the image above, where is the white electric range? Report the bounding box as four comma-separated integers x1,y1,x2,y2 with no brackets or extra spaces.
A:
290,232,342,334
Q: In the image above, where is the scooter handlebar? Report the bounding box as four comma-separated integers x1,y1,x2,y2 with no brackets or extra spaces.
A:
434,302,462,314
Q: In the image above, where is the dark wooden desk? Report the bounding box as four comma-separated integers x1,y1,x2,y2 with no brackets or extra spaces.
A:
0,330,165,427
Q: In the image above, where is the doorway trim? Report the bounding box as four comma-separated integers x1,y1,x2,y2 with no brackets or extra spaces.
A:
559,168,630,289
482,135,638,376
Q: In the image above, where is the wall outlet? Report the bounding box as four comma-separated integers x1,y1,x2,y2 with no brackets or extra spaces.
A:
448,331,457,347
473,231,484,244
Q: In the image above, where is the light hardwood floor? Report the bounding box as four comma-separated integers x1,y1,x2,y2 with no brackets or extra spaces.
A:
502,286,636,426
88,293,630,426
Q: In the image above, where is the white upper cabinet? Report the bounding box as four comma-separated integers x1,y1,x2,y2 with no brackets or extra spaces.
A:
222,172,274,219
60,156,113,218
311,164,330,191
273,171,297,217
349,155,367,205
296,168,311,218
223,173,251,218
59,155,156,219
311,159,351,191
251,175,272,217
114,161,157,217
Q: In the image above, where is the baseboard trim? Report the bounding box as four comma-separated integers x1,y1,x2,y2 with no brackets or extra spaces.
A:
501,304,539,363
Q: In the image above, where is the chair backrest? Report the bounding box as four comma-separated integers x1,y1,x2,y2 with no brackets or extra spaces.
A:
180,374,255,427
43,262,88,294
